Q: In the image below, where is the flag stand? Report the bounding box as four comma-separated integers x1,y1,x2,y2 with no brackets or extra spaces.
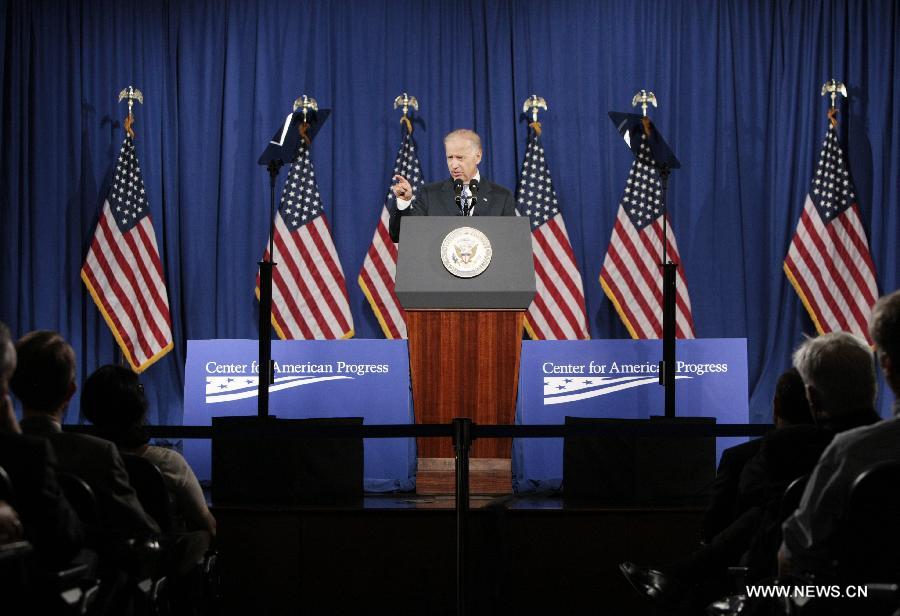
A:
608,109,681,418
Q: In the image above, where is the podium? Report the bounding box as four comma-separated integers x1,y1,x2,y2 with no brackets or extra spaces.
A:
395,217,536,489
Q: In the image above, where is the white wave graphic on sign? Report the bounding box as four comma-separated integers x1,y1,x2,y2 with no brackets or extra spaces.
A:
205,375,352,404
543,375,691,405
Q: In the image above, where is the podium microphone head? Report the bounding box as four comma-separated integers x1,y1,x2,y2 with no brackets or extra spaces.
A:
468,178,479,194
453,178,464,195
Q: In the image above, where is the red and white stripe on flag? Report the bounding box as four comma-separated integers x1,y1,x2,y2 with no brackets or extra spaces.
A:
783,126,878,342
784,197,878,342
516,126,589,340
81,201,174,372
358,131,423,339
599,209,696,339
82,132,173,373
358,206,406,339
257,213,354,340
525,214,590,340
599,129,695,340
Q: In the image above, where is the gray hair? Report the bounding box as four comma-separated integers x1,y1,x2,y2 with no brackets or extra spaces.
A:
870,289,900,363
0,322,13,388
443,129,482,152
0,321,16,384
792,331,876,413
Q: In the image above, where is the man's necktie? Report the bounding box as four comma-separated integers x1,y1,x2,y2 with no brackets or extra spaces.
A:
461,185,471,215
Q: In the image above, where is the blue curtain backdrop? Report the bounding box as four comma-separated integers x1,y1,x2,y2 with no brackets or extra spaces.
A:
1,0,898,424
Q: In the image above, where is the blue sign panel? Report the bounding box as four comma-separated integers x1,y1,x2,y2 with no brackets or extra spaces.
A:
183,339,415,492
513,339,749,493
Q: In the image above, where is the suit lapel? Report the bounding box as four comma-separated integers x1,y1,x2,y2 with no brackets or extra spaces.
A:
437,177,497,216
473,180,493,215
440,180,459,216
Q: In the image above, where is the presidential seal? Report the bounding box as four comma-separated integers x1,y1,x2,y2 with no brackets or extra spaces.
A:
440,226,493,278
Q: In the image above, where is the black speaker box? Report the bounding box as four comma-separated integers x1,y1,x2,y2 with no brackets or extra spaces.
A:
211,416,363,506
563,415,715,505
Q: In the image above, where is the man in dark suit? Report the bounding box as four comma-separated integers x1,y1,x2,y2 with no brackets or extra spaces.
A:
10,330,159,539
701,368,812,543
0,432,85,566
389,128,516,242
0,321,83,568
620,338,880,609
779,301,900,579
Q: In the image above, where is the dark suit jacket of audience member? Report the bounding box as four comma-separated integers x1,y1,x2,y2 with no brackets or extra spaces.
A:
736,409,881,579
19,415,160,537
737,409,881,512
701,438,763,543
0,432,83,567
388,178,517,242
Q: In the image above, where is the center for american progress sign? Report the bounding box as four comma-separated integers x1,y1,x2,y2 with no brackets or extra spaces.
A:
183,339,416,492
513,339,749,493
183,338,747,494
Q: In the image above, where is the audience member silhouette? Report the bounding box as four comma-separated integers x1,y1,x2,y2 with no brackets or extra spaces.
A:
81,364,215,574
780,290,900,579
0,500,23,543
10,330,159,539
621,332,882,612
0,321,83,569
701,368,811,543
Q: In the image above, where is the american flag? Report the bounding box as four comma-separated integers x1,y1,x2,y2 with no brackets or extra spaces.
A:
784,125,878,342
81,132,174,372
358,129,424,339
599,132,695,339
256,135,354,340
517,125,590,340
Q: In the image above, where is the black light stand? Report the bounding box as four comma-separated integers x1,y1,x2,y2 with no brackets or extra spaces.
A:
608,111,681,418
656,166,677,419
254,107,329,419
256,159,282,419
453,417,472,616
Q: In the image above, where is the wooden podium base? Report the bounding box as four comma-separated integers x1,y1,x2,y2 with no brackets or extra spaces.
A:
415,458,512,495
406,310,523,459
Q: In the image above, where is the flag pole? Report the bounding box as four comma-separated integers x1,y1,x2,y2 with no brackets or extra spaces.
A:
821,78,847,127
393,92,418,136
116,86,144,370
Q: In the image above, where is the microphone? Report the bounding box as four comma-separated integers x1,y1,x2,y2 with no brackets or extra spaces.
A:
467,179,479,215
453,179,464,215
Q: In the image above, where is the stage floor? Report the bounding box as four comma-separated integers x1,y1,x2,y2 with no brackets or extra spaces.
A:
212,495,704,615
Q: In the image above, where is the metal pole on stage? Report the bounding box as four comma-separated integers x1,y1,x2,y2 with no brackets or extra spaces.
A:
453,417,472,616
657,165,677,419
257,161,280,419
610,92,682,418
255,95,322,419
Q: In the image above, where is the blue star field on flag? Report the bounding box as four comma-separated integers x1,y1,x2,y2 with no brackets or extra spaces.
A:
621,134,663,231
109,136,150,233
280,140,324,231
809,128,855,222
517,135,560,228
